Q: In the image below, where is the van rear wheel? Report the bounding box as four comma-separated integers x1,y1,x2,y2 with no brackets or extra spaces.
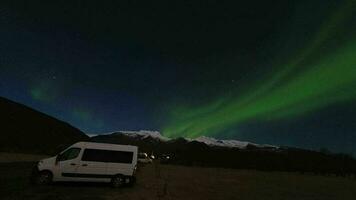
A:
111,175,125,188
35,171,53,185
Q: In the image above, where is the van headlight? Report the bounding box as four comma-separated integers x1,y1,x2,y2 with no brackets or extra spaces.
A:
37,160,43,166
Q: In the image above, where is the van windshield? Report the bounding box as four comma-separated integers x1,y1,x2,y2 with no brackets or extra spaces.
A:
58,148,81,161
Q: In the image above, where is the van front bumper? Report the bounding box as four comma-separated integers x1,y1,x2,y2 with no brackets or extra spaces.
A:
30,163,40,183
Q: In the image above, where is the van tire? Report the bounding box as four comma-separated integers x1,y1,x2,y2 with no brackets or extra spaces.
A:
111,175,125,188
34,171,53,185
127,176,136,187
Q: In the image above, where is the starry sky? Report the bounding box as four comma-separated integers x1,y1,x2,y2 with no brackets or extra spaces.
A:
1,0,356,154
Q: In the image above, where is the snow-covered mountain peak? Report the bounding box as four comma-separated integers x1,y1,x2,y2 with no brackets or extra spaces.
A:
194,136,251,149
92,130,278,149
115,130,170,141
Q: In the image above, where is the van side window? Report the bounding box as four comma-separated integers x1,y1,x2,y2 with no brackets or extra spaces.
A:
82,149,133,164
59,148,81,161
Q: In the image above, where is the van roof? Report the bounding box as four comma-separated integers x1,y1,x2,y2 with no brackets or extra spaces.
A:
71,141,138,151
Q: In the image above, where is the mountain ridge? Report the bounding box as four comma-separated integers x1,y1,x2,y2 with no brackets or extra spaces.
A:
0,96,89,154
91,130,356,174
91,130,278,150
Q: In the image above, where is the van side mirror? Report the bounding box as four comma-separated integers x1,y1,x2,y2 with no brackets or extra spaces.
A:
55,154,62,164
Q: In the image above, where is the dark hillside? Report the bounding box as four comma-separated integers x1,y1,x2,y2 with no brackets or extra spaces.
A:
0,97,89,154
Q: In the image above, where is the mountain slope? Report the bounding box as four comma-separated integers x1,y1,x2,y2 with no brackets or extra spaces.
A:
193,136,279,149
0,97,89,154
91,131,356,174
92,131,278,150
99,130,170,142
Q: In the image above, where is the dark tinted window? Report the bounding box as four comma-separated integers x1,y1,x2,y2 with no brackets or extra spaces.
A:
59,148,81,161
81,149,133,163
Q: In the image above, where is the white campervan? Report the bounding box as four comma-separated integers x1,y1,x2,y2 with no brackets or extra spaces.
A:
31,142,138,187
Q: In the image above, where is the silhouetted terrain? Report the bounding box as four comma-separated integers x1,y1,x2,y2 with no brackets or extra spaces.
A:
92,132,356,176
0,97,88,154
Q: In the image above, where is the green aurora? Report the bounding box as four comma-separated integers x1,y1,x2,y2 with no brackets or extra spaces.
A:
163,1,356,138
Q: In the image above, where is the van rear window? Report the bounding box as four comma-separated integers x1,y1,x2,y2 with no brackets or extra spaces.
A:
81,149,133,163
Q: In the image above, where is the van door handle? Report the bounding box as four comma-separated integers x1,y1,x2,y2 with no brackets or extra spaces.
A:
70,163,76,166
82,164,88,166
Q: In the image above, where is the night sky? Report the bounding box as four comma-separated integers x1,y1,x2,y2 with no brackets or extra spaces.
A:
1,0,356,154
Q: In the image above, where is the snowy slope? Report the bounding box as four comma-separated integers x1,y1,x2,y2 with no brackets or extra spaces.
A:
194,136,278,149
194,136,250,148
113,130,170,141
95,130,278,149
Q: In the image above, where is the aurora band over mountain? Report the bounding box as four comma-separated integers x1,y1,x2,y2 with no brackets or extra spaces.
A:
163,2,356,138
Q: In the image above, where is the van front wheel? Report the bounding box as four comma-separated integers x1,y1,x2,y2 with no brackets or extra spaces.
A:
127,176,136,187
111,175,125,188
35,171,53,185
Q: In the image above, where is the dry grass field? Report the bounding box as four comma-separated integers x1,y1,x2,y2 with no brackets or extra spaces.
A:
0,153,48,163
0,157,355,200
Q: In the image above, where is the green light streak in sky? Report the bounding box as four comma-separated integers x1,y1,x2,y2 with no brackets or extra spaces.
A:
30,84,53,102
164,41,356,138
73,109,92,121
163,1,356,138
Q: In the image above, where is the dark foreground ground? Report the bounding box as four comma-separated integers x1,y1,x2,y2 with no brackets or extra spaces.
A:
1,161,356,200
